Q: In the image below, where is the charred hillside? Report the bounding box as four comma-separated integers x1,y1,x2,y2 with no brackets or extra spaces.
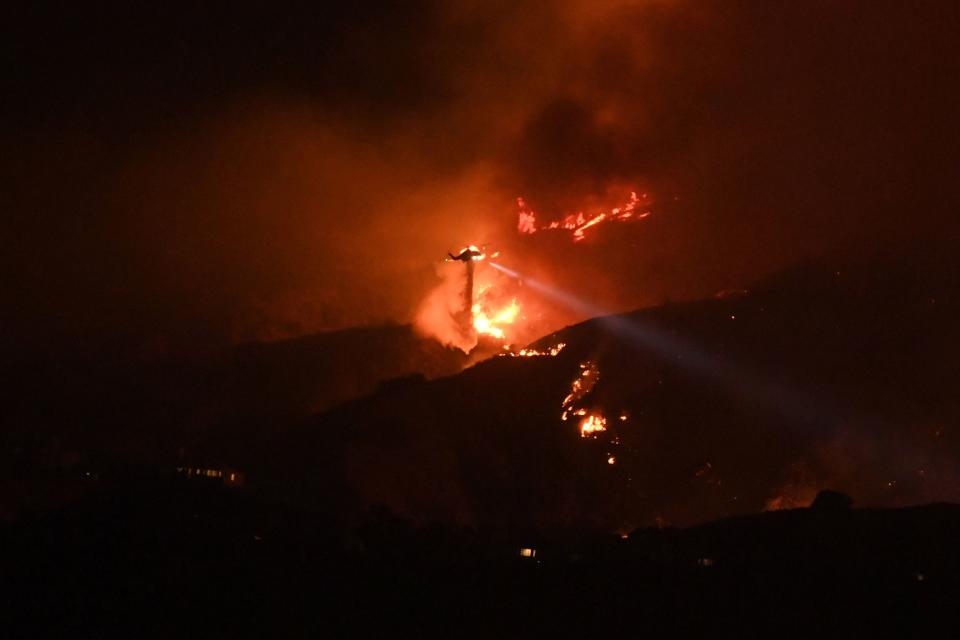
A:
267,248,960,530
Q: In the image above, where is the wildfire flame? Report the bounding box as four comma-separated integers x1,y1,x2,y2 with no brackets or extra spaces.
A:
580,414,607,438
472,297,519,339
419,189,652,354
504,342,567,357
517,192,651,242
448,246,522,343
561,361,600,421
559,361,608,437
416,242,525,352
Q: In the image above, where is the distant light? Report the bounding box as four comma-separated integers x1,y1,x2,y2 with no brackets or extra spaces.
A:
607,456,616,465
519,548,536,558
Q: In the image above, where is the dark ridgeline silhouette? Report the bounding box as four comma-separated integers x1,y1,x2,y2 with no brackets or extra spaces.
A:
256,246,960,531
811,489,854,512
5,247,960,530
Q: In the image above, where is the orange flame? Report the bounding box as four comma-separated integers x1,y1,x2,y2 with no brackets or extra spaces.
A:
560,361,600,421
472,297,519,339
558,361,609,438
416,244,525,352
504,342,567,357
517,192,651,242
580,414,607,438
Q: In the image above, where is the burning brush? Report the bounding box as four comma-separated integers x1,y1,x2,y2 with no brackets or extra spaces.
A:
561,360,608,438
416,244,522,353
517,191,651,242
445,244,519,343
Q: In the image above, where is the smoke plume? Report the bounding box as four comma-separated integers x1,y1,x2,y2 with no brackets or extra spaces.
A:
4,1,959,358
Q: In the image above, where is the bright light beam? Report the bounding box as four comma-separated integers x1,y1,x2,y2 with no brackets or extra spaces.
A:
490,261,833,427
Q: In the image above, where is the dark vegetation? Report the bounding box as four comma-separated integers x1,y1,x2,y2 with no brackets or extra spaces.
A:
3,323,492,468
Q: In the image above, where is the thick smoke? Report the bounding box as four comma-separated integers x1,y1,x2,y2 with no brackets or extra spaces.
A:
4,1,959,358
415,262,473,352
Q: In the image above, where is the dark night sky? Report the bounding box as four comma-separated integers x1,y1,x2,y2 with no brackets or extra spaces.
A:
4,1,960,359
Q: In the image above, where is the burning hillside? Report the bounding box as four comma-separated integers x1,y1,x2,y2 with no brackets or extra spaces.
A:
267,251,960,531
7,3,960,635
415,188,657,354
415,244,526,353
517,191,652,242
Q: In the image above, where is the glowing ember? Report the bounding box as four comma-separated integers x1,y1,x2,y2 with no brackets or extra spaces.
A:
517,192,651,242
504,342,567,357
560,360,600,422
607,455,616,465
580,414,607,438
559,361,608,437
764,488,817,511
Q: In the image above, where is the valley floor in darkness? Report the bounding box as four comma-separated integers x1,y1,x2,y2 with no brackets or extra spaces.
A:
3,474,959,638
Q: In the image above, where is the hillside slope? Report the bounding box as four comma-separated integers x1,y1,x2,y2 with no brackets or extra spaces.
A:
268,249,960,530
